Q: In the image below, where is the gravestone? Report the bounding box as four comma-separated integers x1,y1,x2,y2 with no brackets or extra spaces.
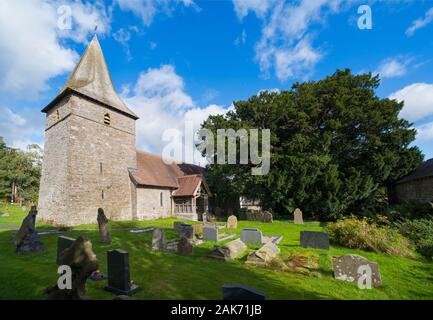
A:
262,211,273,223
57,236,76,265
97,208,111,244
227,215,238,229
208,238,248,261
194,223,204,238
44,237,98,300
222,285,266,300
333,254,382,288
203,225,218,242
294,208,304,225
240,228,263,244
246,241,280,266
151,228,165,250
173,221,184,232
105,249,140,296
300,231,329,250
177,236,193,256
179,223,194,241
15,206,44,254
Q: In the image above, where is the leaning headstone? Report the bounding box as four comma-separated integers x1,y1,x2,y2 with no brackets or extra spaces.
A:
97,208,111,244
333,254,382,288
240,228,263,244
57,236,76,265
105,249,140,296
44,237,98,300
294,208,304,225
222,285,266,300
227,215,238,229
300,231,329,250
262,211,273,223
179,223,194,241
203,225,218,242
208,238,248,261
177,236,193,256
151,228,165,250
15,206,43,254
246,241,280,266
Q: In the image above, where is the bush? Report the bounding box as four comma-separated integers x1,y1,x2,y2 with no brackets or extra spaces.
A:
327,216,414,257
386,202,433,221
396,218,433,259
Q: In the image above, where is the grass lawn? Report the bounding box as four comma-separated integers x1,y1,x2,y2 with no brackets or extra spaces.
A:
1,204,433,300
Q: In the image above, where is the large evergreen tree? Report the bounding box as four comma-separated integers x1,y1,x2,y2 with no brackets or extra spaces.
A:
201,70,423,220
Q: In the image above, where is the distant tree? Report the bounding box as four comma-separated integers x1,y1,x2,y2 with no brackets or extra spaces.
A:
201,70,423,220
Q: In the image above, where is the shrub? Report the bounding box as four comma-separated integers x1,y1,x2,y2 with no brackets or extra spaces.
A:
396,218,433,259
327,216,414,257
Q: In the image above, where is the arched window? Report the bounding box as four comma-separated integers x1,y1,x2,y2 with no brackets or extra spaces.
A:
103,113,111,125
160,192,163,207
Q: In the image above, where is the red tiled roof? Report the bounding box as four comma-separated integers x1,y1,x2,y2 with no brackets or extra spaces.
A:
174,175,202,196
130,150,205,189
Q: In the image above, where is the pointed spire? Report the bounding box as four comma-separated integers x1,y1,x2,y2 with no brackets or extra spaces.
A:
59,36,137,119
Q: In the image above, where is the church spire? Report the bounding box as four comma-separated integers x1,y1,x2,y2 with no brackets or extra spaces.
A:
44,35,137,119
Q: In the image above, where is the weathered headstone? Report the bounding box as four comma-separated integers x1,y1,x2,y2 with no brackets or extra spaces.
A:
105,249,140,296
333,254,382,288
246,241,280,266
151,228,165,250
240,228,263,244
57,236,76,265
179,223,194,241
222,285,266,300
173,221,184,232
44,237,98,300
177,236,193,256
294,208,304,225
208,238,248,261
193,223,204,238
15,206,43,254
97,208,111,244
227,215,238,229
203,225,218,242
262,211,273,223
300,231,329,250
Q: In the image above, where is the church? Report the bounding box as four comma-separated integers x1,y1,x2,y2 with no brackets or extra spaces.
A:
38,36,210,227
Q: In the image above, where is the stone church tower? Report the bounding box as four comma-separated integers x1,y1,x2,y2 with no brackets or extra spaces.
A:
38,36,138,226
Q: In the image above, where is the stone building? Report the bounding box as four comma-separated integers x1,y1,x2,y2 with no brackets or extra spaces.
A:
38,36,210,226
388,158,433,204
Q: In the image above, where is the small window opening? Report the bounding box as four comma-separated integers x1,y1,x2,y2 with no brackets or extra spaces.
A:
102,190,105,200
99,162,103,175
104,113,111,125
56,109,60,121
160,192,163,207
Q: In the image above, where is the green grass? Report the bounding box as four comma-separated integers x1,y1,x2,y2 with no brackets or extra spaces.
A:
1,204,433,300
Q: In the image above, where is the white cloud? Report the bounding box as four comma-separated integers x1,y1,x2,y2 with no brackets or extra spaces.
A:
123,65,231,162
234,29,247,46
232,0,273,19
0,0,110,98
416,121,433,141
374,57,411,79
113,28,132,60
389,83,433,122
406,7,433,37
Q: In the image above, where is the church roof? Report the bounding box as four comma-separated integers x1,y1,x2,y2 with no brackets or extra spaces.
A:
42,36,138,119
395,158,433,184
130,151,206,191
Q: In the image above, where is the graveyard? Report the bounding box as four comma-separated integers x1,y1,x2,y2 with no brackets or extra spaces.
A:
1,203,433,300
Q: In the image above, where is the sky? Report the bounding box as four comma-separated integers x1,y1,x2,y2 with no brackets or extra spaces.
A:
0,0,433,161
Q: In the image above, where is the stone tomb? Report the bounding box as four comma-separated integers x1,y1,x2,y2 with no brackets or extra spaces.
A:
222,285,266,300
300,231,329,250
333,254,382,288
105,249,140,296
240,228,263,244
227,215,238,229
151,228,165,250
294,208,304,225
208,238,248,261
246,241,280,266
57,236,76,265
203,225,236,242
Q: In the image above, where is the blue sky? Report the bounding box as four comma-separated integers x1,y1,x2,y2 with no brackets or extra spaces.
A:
1,0,433,160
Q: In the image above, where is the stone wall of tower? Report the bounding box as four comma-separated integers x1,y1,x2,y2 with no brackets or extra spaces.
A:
38,94,137,226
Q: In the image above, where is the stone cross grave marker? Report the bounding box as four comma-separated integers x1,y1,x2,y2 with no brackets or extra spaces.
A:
227,215,238,229
294,208,304,225
222,285,266,300
151,228,165,250
105,249,140,296
300,231,329,250
57,236,76,265
240,228,263,244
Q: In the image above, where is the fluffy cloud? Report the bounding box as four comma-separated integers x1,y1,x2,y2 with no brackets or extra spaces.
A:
374,57,410,79
416,121,433,141
406,7,433,37
233,0,353,81
0,0,110,98
389,83,433,122
123,65,231,163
